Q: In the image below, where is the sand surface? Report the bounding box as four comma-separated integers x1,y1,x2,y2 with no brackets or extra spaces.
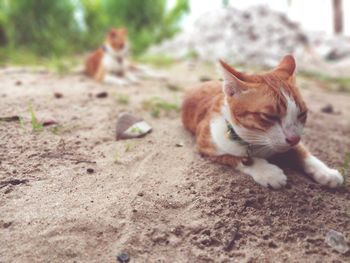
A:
0,64,350,263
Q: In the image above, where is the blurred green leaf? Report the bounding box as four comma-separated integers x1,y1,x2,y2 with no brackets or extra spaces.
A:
0,0,189,59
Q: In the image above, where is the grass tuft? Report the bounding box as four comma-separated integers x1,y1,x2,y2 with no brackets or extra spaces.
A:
28,105,43,132
142,97,179,118
124,142,135,152
49,124,69,135
0,47,79,74
114,93,130,105
166,83,183,92
113,150,121,164
300,70,350,93
136,54,175,68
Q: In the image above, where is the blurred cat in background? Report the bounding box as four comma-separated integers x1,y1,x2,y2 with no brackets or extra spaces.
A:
85,28,164,85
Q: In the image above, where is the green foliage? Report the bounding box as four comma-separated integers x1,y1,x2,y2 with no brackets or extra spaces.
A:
79,0,109,49
114,93,130,105
0,47,40,66
0,0,189,59
0,46,79,74
222,0,229,7
5,0,79,56
28,105,43,132
142,97,179,118
136,54,176,68
184,50,199,60
0,0,7,45
300,70,350,93
101,0,189,55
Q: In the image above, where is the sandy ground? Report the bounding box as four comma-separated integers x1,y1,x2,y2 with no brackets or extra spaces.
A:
0,63,350,263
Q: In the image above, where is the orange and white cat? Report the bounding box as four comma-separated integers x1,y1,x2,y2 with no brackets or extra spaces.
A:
85,28,137,85
85,28,164,86
182,55,343,189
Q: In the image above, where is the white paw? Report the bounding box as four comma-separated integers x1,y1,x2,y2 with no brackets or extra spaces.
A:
251,165,287,189
124,73,140,84
118,79,130,86
310,167,343,188
128,77,140,84
304,156,344,188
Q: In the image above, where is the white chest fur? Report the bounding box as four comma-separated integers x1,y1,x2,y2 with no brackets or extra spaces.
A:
102,54,125,73
210,115,248,157
210,114,277,158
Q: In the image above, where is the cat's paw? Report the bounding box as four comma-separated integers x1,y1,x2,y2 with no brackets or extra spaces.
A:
310,167,343,188
251,165,287,189
304,156,344,188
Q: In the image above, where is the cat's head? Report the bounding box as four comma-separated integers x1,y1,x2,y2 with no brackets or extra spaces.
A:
105,27,127,52
220,55,307,154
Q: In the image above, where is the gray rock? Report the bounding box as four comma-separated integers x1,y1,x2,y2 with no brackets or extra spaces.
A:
150,5,308,67
150,5,350,77
325,229,349,254
116,112,152,140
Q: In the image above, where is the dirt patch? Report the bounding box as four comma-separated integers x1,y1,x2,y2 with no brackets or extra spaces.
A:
0,65,350,262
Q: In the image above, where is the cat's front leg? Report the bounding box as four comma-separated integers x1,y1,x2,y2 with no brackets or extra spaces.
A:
104,74,129,86
130,64,167,80
238,158,287,189
292,144,343,188
124,72,140,84
303,155,343,187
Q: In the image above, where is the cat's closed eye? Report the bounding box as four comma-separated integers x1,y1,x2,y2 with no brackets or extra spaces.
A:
259,112,280,123
298,111,308,122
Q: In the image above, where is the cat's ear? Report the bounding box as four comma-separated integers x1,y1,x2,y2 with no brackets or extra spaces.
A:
119,27,127,35
219,60,250,97
276,55,296,76
109,28,117,37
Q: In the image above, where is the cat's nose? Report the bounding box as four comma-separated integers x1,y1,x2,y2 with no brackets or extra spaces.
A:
286,135,300,146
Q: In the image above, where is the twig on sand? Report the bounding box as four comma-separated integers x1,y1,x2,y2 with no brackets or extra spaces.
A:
0,179,29,189
40,153,96,164
224,225,241,251
0,116,20,122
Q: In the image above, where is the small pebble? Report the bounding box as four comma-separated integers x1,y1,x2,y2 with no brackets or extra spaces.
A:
242,188,250,194
199,76,212,82
116,252,129,263
321,104,334,114
2,221,13,228
242,157,253,166
325,229,349,254
15,80,22,86
41,119,58,127
116,112,152,140
175,142,184,147
54,92,63,99
166,83,181,91
0,116,20,122
96,91,108,98
87,168,94,174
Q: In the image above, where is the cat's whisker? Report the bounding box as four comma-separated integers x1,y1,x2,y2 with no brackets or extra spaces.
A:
252,144,274,157
240,134,270,146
